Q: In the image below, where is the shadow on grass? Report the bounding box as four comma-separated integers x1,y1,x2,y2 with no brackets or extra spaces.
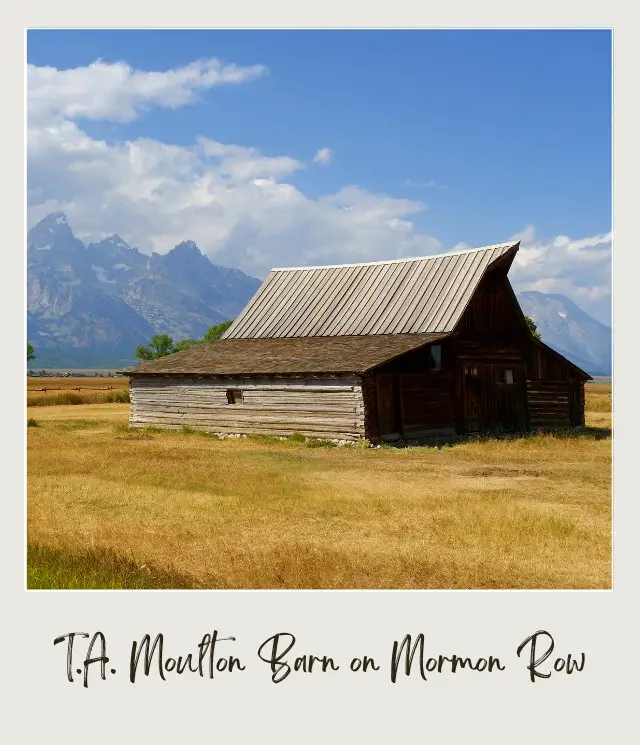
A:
27,543,195,590
377,426,612,450
112,422,611,452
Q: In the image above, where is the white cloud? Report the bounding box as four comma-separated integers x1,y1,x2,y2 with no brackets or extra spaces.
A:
28,58,267,124
312,147,334,165
27,60,442,277
26,58,610,323
509,226,612,324
198,137,303,181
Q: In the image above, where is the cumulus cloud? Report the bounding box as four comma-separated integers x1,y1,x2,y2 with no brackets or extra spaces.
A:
26,58,610,322
509,225,612,324
27,58,267,124
312,147,334,165
198,138,303,181
27,59,442,276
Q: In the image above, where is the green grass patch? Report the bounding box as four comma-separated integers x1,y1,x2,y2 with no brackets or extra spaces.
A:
103,389,130,403
49,419,104,431
27,543,194,589
27,417,39,428
305,438,337,448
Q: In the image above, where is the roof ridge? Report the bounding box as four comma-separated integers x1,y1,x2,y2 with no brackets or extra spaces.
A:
271,241,519,273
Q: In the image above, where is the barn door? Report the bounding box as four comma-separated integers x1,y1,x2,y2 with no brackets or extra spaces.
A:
491,364,528,432
376,373,401,439
464,373,482,433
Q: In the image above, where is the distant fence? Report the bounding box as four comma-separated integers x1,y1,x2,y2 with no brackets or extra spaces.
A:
28,386,120,392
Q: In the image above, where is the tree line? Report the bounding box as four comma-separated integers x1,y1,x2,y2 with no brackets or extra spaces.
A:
134,321,233,361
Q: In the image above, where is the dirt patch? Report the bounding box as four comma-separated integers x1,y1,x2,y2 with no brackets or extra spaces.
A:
464,466,542,478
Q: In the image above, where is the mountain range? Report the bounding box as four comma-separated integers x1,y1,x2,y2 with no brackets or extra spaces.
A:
27,213,261,368
26,213,612,374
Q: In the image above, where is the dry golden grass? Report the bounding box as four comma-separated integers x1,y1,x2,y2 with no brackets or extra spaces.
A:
27,391,612,590
27,377,129,406
585,383,612,414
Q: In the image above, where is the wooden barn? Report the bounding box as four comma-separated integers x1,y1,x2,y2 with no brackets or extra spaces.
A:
121,241,591,442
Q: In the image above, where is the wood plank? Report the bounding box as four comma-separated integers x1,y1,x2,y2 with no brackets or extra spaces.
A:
132,380,359,392
132,402,360,414
130,418,365,435
130,421,364,440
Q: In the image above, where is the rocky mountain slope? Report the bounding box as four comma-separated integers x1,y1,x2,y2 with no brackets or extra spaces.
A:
518,291,611,376
27,213,260,367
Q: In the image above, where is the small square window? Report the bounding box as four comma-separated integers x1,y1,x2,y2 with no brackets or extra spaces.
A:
430,345,442,371
496,369,514,385
226,389,243,405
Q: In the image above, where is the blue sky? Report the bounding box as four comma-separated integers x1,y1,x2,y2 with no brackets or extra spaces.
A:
27,29,612,322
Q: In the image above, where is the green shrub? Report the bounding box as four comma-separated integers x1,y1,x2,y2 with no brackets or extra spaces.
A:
58,392,84,405
27,417,39,428
305,438,336,448
104,389,130,403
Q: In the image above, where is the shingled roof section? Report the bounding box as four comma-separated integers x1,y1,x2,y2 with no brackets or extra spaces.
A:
223,242,519,339
120,332,450,377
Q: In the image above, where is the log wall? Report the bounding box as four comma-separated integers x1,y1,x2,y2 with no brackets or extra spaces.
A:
368,342,457,439
130,375,366,440
526,380,571,429
526,340,587,428
400,372,456,437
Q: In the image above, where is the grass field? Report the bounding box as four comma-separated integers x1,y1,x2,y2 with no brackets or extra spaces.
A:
27,376,129,406
26,383,612,590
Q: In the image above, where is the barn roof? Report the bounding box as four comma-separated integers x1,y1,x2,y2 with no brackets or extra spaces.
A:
223,241,519,339
120,332,450,377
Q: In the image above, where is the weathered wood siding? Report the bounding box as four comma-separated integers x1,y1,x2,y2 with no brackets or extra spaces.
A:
400,373,456,436
454,362,529,434
367,342,456,439
529,342,574,381
453,267,531,433
361,373,380,442
455,268,528,343
526,342,586,428
526,381,571,429
130,376,366,440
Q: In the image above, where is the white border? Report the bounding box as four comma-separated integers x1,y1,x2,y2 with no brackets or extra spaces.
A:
4,9,633,744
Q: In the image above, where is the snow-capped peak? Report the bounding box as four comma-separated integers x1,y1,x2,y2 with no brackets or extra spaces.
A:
105,234,132,250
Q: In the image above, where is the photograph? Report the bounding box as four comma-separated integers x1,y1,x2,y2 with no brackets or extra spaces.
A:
25,28,612,591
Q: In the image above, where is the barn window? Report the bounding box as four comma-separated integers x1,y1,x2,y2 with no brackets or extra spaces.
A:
226,389,243,405
429,345,442,371
496,369,515,385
